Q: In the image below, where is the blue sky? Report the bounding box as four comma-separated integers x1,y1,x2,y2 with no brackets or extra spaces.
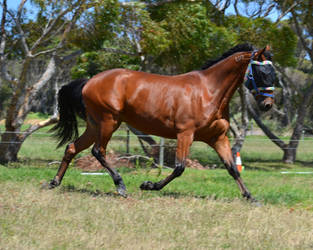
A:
4,0,281,21
7,0,28,9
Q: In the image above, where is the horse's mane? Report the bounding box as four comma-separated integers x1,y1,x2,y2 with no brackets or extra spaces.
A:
201,43,255,70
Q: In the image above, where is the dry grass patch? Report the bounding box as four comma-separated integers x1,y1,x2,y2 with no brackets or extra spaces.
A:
1,181,313,249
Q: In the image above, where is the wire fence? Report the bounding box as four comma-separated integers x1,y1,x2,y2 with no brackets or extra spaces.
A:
1,129,313,166
0,129,313,145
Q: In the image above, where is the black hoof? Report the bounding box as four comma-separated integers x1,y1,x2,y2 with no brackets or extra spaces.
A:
48,179,60,189
140,181,159,191
242,191,262,206
117,186,127,198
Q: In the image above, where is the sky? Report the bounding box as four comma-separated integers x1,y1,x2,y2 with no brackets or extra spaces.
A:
3,0,281,22
7,0,30,9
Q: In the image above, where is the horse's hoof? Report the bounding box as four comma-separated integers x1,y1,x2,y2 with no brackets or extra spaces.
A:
140,181,155,190
47,179,59,189
117,187,127,198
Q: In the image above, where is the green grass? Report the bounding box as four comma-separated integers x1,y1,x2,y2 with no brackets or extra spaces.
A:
1,163,313,209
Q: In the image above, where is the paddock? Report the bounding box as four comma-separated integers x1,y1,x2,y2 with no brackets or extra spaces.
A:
1,125,313,249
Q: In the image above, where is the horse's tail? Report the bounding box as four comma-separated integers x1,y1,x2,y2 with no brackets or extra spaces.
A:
50,78,89,148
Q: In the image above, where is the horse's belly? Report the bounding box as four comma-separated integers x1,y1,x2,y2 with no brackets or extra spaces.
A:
121,109,178,139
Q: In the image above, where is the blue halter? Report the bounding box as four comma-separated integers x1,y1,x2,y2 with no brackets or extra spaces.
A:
244,52,275,98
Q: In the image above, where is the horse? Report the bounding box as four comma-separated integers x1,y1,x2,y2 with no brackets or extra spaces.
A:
48,43,276,202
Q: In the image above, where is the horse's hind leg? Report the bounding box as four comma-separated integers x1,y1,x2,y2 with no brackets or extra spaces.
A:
140,131,194,191
91,115,127,197
48,124,95,189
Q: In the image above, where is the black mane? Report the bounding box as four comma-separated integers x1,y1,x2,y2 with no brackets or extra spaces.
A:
201,43,255,70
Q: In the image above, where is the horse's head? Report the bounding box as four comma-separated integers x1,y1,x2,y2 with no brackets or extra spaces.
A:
244,46,277,111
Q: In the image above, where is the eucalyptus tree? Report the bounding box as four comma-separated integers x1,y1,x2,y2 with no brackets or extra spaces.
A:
0,0,98,163
216,0,312,163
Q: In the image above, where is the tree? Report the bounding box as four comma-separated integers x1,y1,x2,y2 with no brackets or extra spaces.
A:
224,0,313,163
0,0,94,163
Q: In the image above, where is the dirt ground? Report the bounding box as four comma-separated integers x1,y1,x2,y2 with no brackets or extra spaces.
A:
74,150,207,171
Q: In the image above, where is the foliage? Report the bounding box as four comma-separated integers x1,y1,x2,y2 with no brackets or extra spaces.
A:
150,3,236,72
69,0,120,51
225,16,297,67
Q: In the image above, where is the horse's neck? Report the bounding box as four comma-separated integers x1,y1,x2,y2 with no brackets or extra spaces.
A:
202,53,250,117
204,55,249,101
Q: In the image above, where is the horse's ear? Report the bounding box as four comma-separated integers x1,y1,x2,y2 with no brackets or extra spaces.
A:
254,45,270,60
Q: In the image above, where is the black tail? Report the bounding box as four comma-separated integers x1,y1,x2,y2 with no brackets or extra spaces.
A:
50,78,88,148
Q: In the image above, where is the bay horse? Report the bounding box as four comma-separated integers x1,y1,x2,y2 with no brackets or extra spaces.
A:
49,43,276,202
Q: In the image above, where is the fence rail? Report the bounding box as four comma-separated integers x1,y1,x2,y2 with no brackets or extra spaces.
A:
1,130,313,140
0,129,312,166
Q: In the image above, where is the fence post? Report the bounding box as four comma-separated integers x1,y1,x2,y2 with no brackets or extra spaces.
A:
159,137,164,166
126,128,130,155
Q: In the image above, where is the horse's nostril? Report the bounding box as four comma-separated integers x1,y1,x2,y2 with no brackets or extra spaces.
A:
264,103,272,111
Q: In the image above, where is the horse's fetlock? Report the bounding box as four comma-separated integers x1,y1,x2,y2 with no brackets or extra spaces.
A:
174,163,185,177
48,178,60,189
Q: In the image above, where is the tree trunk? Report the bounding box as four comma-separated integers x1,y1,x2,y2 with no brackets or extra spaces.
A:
230,86,249,158
282,81,313,163
0,115,58,164
247,79,313,164
0,132,22,163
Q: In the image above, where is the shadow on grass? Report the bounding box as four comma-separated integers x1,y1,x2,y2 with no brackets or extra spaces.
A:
60,184,120,198
59,184,243,204
160,190,223,201
242,159,313,172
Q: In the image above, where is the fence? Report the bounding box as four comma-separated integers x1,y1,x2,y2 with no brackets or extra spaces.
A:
1,128,313,166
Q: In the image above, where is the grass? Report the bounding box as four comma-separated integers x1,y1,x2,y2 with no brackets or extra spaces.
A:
1,164,313,208
1,176,313,249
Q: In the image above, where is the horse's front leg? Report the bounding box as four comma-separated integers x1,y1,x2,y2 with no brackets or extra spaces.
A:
140,131,194,191
210,134,258,203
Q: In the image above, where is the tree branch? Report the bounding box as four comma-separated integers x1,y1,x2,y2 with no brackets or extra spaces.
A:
246,92,287,150
0,0,16,85
30,6,76,51
20,115,58,142
100,47,138,56
31,48,57,58
275,1,297,23
291,10,313,64
7,8,30,56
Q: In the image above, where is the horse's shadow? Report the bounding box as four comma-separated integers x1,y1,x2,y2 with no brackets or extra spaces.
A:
58,184,237,202
60,184,120,198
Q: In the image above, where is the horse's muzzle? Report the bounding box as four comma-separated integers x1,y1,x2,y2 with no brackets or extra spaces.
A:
258,97,274,112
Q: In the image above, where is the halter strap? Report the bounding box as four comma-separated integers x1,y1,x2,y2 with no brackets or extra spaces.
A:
244,51,275,98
